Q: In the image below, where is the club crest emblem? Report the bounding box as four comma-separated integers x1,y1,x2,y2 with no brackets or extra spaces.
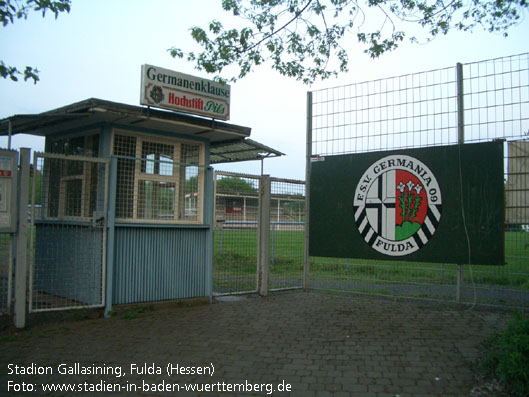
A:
353,155,442,256
149,85,164,104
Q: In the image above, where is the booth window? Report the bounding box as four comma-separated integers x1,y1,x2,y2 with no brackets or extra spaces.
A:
45,134,100,219
113,131,204,223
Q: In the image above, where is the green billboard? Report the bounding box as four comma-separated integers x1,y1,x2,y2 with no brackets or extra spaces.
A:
309,141,504,266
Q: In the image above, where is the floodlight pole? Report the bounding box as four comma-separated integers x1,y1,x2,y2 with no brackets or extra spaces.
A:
456,62,464,304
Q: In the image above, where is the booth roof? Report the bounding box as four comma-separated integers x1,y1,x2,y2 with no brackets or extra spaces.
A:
210,138,283,164
0,98,283,163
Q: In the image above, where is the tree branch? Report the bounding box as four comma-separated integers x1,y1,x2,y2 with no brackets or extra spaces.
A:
243,0,315,53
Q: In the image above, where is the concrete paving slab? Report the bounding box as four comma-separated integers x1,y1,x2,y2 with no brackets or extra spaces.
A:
0,291,509,396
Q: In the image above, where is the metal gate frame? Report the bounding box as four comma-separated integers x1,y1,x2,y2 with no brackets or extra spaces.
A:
0,236,14,315
213,171,305,296
29,152,109,312
269,176,306,292
213,171,262,295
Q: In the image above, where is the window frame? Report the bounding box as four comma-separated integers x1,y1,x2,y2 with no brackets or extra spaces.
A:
45,132,101,220
111,130,206,225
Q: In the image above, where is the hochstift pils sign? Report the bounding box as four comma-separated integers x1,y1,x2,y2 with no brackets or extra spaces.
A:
140,64,230,120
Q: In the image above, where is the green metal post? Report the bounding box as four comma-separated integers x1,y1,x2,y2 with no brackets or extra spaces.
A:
205,167,214,303
14,148,29,328
258,175,271,296
104,156,117,317
304,91,313,290
456,62,465,303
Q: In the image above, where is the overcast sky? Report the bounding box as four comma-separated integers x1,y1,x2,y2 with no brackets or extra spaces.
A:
1,0,528,180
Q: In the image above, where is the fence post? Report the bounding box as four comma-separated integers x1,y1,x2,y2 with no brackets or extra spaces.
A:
219,226,223,254
456,62,465,303
205,167,215,304
271,223,275,264
304,91,312,290
104,156,117,318
14,148,30,329
258,175,271,296
457,265,464,303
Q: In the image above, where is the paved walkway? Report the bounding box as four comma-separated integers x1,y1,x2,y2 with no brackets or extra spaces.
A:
0,291,509,396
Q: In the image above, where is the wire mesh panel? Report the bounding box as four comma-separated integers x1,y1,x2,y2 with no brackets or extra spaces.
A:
214,171,260,294
312,66,459,156
30,153,108,312
269,177,305,290
462,54,529,143
460,54,529,307
0,234,12,314
309,53,529,309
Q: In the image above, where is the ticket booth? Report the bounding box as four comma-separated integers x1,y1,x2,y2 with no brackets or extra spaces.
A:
0,94,281,313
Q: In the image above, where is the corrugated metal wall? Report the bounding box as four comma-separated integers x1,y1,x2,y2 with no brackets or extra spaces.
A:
34,223,104,305
113,227,208,304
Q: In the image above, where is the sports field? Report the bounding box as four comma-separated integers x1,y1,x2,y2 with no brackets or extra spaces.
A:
213,229,529,302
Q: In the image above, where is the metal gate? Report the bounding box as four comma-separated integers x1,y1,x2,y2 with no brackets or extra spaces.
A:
0,235,13,314
269,177,305,291
29,153,109,312
214,171,261,294
213,171,305,295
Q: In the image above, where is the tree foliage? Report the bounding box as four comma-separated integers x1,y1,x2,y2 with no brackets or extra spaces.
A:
0,0,71,83
217,176,258,193
170,0,527,84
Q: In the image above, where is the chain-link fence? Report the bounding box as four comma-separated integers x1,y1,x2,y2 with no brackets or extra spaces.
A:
29,153,109,312
308,53,529,309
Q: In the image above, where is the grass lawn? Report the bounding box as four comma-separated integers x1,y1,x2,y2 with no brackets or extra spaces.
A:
214,229,529,290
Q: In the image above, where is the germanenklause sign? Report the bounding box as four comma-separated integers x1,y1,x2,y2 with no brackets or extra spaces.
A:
140,64,230,120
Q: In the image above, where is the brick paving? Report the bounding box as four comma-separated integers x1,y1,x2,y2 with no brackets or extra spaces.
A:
0,291,508,396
